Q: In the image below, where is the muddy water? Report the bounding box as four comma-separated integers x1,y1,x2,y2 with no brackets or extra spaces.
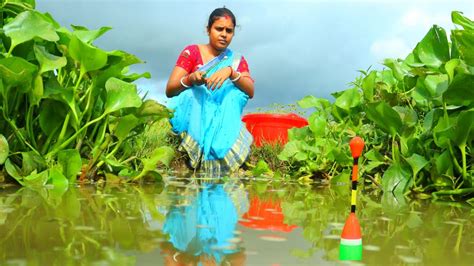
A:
0,178,472,265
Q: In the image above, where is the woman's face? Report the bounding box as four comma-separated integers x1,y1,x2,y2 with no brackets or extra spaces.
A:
208,16,235,51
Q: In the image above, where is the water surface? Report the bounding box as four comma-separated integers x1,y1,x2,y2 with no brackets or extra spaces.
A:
0,177,473,265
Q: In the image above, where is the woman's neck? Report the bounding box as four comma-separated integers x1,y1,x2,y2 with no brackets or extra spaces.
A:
205,44,222,57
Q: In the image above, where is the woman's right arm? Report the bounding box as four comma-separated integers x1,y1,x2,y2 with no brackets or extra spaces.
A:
165,67,205,98
166,67,189,98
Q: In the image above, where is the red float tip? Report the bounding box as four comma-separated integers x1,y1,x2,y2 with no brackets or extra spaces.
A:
341,213,362,239
349,136,365,159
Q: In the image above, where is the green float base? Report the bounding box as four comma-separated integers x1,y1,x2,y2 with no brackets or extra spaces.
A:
339,243,363,261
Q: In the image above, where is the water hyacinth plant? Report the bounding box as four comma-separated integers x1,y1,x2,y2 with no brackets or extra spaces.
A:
279,11,474,202
0,0,174,187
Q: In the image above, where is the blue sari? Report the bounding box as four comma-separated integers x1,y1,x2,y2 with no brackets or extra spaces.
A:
169,48,253,175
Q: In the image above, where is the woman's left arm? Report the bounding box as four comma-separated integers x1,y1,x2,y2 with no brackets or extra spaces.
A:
230,70,254,99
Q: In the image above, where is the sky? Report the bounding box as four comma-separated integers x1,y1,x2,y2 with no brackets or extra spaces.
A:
36,0,474,111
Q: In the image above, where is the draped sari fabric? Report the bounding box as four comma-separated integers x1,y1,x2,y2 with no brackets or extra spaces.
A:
169,48,253,176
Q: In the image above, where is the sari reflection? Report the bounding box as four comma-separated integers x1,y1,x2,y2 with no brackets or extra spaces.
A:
161,182,248,265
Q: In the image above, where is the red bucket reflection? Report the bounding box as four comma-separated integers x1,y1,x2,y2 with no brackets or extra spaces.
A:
239,197,297,232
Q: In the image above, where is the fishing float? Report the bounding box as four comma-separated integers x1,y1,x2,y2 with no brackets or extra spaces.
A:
339,136,365,261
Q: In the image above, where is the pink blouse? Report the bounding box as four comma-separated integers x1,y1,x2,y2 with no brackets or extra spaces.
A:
176,44,251,76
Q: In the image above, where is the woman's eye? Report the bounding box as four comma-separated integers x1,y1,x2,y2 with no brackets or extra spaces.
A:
226,29,233,34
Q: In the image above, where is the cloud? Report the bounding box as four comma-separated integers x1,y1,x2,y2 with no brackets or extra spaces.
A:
370,37,412,60
37,0,474,111
369,6,467,61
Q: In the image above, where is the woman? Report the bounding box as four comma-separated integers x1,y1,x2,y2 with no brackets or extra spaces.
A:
166,7,255,175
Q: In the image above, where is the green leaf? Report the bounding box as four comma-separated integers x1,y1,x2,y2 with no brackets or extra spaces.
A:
393,106,418,128
288,126,311,141
30,74,43,106
71,25,112,44
443,74,474,106
452,11,474,30
0,56,38,90
451,29,474,65
404,153,429,178
49,166,69,189
362,71,376,102
294,151,308,161
137,99,172,119
365,101,403,136
22,151,46,175
69,35,107,74
423,74,449,99
33,44,67,74
307,112,326,136
433,115,455,149
452,109,474,147
39,100,67,136
5,159,24,185
104,78,142,114
334,88,361,111
278,140,303,161
297,95,330,110
404,52,425,67
23,169,49,188
383,59,407,81
444,59,460,83
365,149,386,171
122,71,151,83
135,146,175,180
3,10,59,52
382,163,411,196
330,169,350,185
57,149,82,182
413,25,449,69
423,108,443,131
0,134,9,165
112,114,140,142
435,151,453,177
94,50,144,88
43,79,79,126
252,160,271,177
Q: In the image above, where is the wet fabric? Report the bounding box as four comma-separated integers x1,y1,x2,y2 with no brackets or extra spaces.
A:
169,48,253,175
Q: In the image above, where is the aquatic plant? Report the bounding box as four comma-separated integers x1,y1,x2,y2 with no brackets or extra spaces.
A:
0,0,174,186
279,11,474,202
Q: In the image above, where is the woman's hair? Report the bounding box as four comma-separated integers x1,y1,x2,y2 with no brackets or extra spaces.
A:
207,7,236,29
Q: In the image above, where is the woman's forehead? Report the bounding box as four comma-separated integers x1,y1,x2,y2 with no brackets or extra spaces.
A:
212,16,234,27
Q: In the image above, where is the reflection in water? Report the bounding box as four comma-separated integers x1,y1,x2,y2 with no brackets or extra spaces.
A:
161,182,248,265
0,184,172,265
239,196,297,232
0,180,473,265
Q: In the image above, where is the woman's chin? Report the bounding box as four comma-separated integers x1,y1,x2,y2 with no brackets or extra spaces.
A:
213,43,229,51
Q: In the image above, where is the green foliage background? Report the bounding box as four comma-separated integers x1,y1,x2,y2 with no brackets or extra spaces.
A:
0,0,174,187
279,11,474,202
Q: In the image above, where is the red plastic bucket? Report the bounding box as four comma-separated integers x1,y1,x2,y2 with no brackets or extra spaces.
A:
242,113,308,147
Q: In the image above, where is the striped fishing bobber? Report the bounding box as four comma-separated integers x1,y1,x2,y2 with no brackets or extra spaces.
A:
339,212,362,260
350,153,360,212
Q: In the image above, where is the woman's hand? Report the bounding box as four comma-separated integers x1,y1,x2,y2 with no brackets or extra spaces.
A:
205,66,232,91
188,71,206,86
